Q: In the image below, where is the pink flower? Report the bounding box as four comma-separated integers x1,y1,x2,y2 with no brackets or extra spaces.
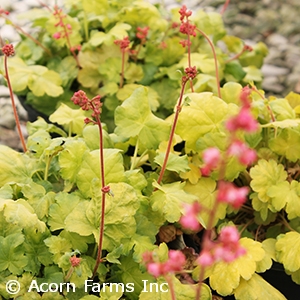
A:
200,147,221,176
239,86,252,108
197,226,246,267
136,26,149,41
165,250,186,272
197,250,214,267
217,181,249,209
114,36,130,51
52,32,61,39
180,202,202,231
143,250,186,278
227,140,257,166
226,107,258,133
179,5,192,21
179,22,196,37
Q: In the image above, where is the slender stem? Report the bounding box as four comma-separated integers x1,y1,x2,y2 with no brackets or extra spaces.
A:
1,14,52,56
61,21,81,68
120,49,125,88
186,23,194,92
165,275,176,300
156,79,188,185
4,56,27,152
92,114,106,278
220,0,231,15
195,28,221,98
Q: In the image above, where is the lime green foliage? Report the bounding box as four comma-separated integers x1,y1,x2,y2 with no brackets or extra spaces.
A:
176,92,237,152
233,273,286,300
115,87,170,151
207,238,265,296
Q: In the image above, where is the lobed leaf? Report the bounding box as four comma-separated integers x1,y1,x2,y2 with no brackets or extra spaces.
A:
114,87,170,151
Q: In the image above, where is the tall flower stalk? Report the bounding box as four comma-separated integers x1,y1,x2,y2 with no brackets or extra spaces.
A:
71,90,110,277
1,43,27,152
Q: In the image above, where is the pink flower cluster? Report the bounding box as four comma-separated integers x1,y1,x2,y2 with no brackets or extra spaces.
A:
114,36,130,51
0,8,10,15
180,202,202,231
71,90,102,121
217,181,249,209
136,26,149,41
1,44,15,57
52,5,72,40
197,226,246,266
143,250,186,278
178,5,197,47
226,86,258,133
70,256,81,267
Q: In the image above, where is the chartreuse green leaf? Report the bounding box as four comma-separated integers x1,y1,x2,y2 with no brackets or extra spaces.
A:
90,23,131,47
250,159,287,203
58,139,89,183
0,233,28,275
99,287,123,300
208,238,265,296
269,128,300,162
76,149,125,198
48,192,82,231
269,98,295,120
233,273,286,300
112,254,155,300
221,82,243,105
154,153,190,173
193,9,226,41
184,178,225,228
21,182,55,220
7,57,63,97
0,146,37,185
82,125,114,150
276,232,300,272
0,199,45,232
139,276,212,300
44,236,72,264
256,238,276,273
267,180,300,219
150,181,198,223
65,182,139,251
115,87,170,150
49,103,89,135
176,92,237,152
23,228,52,274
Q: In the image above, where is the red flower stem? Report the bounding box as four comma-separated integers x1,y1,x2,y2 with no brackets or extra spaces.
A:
224,46,248,64
156,79,188,185
195,156,228,299
195,28,221,98
92,113,106,278
164,275,176,300
0,15,52,56
119,49,125,88
4,55,27,152
252,86,276,122
61,22,80,68
221,0,231,15
186,24,194,92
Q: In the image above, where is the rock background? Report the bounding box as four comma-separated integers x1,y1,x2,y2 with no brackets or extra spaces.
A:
0,0,300,149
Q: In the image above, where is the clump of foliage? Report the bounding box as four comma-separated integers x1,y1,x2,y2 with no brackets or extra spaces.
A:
1,1,299,300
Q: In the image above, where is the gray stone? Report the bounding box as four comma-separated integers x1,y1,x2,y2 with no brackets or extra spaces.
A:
261,64,289,77
262,76,285,94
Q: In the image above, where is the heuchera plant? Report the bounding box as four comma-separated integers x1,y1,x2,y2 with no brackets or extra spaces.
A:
0,1,300,300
